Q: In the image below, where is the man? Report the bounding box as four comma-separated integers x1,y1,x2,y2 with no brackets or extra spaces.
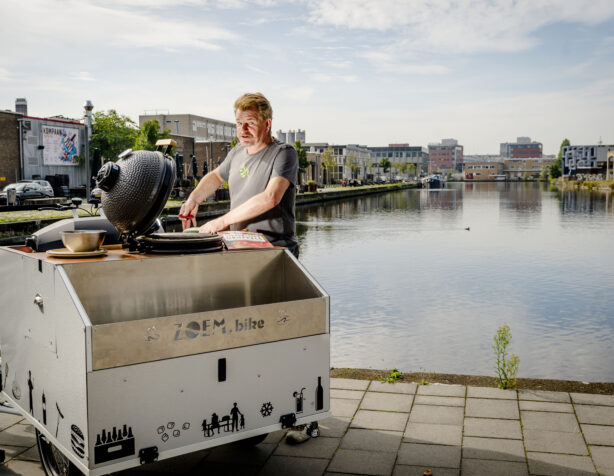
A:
179,92,299,257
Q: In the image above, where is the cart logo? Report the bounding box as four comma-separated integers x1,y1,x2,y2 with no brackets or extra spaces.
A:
94,424,135,464
157,421,190,443
260,402,274,417
240,164,249,178
173,318,265,341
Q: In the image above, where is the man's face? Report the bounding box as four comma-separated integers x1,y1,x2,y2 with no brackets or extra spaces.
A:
235,109,271,149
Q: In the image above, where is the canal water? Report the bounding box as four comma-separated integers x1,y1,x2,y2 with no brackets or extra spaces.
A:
296,182,614,382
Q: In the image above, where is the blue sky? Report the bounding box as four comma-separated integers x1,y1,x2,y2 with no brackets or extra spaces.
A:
2,0,614,154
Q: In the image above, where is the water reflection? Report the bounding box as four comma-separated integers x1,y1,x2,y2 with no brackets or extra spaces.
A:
297,182,614,382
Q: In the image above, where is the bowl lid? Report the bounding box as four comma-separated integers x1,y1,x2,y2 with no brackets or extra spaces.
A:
97,149,176,236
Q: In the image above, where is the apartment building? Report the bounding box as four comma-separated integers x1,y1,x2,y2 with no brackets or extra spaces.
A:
500,137,543,158
561,144,614,176
367,144,428,174
428,139,464,172
303,143,371,183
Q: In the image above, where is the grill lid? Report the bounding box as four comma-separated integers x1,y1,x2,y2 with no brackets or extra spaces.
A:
97,149,176,236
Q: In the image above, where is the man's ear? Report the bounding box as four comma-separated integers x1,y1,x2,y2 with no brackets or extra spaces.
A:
266,118,272,134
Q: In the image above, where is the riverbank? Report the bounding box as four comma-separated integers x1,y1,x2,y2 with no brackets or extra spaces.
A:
0,182,418,244
331,368,614,395
549,177,614,193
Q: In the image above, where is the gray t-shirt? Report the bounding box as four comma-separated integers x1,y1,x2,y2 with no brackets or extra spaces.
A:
217,139,298,242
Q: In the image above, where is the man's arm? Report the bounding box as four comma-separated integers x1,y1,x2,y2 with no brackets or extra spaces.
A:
179,170,224,229
199,176,291,234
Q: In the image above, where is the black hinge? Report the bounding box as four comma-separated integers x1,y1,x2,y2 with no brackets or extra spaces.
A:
279,413,297,429
139,446,158,465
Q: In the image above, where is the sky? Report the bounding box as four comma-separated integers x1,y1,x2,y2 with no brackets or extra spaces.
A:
2,0,614,155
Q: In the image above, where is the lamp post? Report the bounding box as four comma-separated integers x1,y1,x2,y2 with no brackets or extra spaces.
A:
83,100,93,198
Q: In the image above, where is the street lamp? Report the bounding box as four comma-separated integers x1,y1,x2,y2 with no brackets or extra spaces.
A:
166,119,179,135
83,100,93,198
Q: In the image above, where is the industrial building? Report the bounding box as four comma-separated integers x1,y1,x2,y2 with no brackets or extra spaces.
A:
428,139,464,172
561,144,614,176
500,137,543,158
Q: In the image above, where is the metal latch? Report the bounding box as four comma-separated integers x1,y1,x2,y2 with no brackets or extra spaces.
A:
279,413,297,429
138,446,158,465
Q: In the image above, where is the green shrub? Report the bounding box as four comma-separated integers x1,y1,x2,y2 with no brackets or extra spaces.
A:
493,324,519,389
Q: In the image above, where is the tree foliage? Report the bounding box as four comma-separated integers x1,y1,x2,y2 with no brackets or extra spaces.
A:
321,146,337,185
294,141,310,184
550,138,569,178
133,120,170,151
230,137,239,149
90,110,138,161
379,157,391,173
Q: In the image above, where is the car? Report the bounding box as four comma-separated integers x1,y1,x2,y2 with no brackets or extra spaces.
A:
0,182,52,205
18,179,54,197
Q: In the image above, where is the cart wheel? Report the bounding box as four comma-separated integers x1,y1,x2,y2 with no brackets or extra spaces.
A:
235,433,269,447
36,430,81,476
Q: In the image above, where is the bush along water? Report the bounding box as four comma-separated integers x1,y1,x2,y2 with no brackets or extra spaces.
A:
493,324,519,389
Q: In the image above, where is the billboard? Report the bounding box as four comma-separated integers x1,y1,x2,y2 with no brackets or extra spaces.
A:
42,125,80,166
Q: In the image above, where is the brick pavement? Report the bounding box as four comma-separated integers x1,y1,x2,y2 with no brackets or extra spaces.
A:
1,379,613,475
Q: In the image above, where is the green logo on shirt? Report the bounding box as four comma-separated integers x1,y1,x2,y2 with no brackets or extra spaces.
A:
240,164,249,179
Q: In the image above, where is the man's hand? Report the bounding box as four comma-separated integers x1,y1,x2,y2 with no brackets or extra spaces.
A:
199,216,227,234
179,198,199,230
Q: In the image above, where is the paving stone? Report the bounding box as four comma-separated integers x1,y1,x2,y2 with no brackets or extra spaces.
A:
467,386,517,399
591,445,614,470
2,459,46,476
263,430,285,445
518,400,573,413
517,389,570,403
414,395,464,407
351,410,408,432
463,418,522,439
408,405,463,425
403,423,462,446
571,393,614,406
259,455,329,476
397,442,461,468
340,428,402,453
318,416,351,438
392,466,459,476
0,423,37,447
527,451,597,475
0,444,34,462
12,445,39,462
330,389,364,400
190,461,259,476
582,424,614,446
330,378,369,391
360,392,413,412
416,384,465,397
521,410,580,432
368,381,417,394
331,398,360,418
523,429,587,454
465,398,519,419
575,405,614,425
397,443,461,468
142,448,210,474
327,448,396,475
207,442,275,465
275,436,339,459
461,458,528,476
462,436,525,462
0,413,24,431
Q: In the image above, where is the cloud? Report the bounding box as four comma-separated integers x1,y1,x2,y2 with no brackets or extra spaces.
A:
71,72,95,82
0,68,9,81
306,0,614,54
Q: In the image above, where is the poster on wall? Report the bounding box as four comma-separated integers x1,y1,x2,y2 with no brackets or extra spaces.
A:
42,126,80,166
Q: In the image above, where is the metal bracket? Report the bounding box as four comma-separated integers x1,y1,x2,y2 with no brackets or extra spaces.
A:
279,413,297,429
138,446,159,465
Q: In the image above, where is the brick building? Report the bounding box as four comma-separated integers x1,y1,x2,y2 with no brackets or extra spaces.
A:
0,111,21,184
500,137,543,158
428,139,464,172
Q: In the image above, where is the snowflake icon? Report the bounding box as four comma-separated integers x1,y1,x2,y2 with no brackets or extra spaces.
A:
260,402,273,417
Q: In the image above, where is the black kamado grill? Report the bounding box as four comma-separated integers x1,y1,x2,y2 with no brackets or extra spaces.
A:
96,141,222,253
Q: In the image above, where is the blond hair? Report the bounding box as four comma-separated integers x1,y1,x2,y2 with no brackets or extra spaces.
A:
234,93,273,122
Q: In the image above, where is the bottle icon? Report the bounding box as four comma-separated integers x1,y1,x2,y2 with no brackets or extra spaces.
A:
316,376,324,411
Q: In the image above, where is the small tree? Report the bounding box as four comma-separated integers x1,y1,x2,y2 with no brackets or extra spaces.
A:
408,163,417,177
379,157,391,173
230,137,239,149
346,154,360,179
294,141,309,185
133,120,171,151
321,146,336,185
90,110,139,162
550,138,568,178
